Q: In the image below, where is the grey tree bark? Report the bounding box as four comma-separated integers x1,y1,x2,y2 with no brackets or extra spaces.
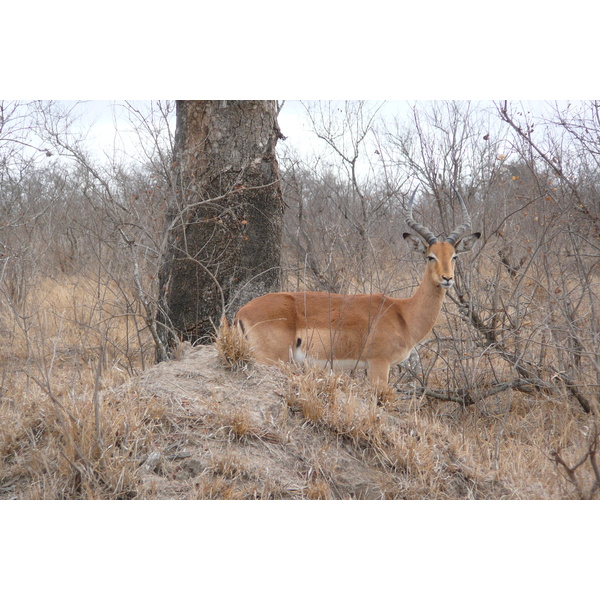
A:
156,101,284,359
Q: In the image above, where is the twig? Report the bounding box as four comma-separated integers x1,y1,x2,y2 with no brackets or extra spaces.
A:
447,289,593,413
414,378,543,406
550,424,600,499
552,371,592,413
550,450,584,498
93,343,105,444
31,375,80,426
120,231,170,362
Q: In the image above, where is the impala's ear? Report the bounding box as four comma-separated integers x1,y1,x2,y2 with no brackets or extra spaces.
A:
403,232,428,253
454,232,481,253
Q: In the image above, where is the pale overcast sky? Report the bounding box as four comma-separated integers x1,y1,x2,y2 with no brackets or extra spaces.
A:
63,99,570,169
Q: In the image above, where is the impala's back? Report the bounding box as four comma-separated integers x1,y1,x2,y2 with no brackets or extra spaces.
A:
235,291,406,371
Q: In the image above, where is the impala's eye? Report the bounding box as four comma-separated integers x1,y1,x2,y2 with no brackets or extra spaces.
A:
452,255,458,261
426,256,436,262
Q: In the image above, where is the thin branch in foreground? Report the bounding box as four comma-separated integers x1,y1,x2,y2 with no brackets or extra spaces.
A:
550,425,600,500
447,288,593,414
412,378,544,406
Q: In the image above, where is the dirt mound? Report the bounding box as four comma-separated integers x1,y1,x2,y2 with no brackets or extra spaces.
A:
131,344,507,499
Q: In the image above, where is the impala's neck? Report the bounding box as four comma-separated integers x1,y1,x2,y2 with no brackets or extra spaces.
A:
403,269,447,345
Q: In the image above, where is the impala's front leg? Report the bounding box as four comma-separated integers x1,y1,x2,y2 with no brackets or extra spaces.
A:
366,359,391,390
365,358,396,406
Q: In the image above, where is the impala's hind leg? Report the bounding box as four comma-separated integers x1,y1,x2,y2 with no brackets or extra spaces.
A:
236,318,296,365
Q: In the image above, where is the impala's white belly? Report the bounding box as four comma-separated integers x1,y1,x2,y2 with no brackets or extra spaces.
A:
292,346,368,371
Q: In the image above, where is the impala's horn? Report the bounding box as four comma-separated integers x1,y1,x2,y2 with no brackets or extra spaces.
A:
405,188,438,246
445,186,473,245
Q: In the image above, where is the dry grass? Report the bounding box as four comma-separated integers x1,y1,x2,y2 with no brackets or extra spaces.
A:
1,276,599,500
282,363,509,499
0,274,153,386
0,383,170,499
0,275,158,499
282,359,599,499
214,316,253,372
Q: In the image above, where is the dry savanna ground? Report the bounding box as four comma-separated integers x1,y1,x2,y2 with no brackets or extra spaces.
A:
1,276,599,500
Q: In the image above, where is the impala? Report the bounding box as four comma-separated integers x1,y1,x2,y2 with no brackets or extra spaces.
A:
234,188,481,391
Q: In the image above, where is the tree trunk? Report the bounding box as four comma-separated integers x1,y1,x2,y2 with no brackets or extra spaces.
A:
156,100,284,359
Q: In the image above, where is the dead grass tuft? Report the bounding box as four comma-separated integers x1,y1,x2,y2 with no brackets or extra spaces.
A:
305,477,333,499
214,316,253,372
